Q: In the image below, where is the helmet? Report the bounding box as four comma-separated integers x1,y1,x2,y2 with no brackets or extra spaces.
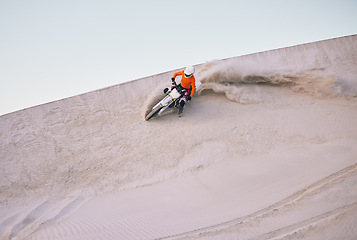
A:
184,65,195,78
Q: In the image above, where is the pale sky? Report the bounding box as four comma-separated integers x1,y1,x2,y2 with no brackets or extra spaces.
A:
1,0,356,116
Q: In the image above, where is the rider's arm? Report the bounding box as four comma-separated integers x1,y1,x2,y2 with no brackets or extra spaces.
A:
190,76,196,97
173,71,184,79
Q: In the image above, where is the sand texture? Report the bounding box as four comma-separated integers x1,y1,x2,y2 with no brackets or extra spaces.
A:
1,35,357,239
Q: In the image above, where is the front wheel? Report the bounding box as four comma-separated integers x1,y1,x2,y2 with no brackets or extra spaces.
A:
145,105,162,121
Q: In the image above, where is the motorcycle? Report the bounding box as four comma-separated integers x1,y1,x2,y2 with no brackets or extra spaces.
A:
145,80,184,121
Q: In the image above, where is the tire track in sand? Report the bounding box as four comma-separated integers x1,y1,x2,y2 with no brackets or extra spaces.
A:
161,163,357,239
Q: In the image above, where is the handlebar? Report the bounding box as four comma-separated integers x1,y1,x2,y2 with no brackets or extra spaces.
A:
171,78,183,95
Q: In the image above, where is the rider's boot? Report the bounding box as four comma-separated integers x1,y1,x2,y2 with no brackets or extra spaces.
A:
178,106,183,117
178,101,185,117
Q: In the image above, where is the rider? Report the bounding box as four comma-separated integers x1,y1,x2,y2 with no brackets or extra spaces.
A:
165,65,196,117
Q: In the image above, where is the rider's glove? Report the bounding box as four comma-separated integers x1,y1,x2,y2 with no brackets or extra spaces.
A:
187,95,192,101
171,77,175,83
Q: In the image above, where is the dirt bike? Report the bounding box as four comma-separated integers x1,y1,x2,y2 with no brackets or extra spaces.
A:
145,80,184,121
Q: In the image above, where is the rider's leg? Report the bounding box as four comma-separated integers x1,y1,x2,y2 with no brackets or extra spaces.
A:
178,95,187,117
178,100,185,117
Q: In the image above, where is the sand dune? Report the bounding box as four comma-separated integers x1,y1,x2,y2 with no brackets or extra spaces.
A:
1,35,357,240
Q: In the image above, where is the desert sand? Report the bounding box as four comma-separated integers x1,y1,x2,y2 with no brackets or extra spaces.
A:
1,35,357,240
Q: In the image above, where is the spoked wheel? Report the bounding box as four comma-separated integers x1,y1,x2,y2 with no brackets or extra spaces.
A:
145,105,163,121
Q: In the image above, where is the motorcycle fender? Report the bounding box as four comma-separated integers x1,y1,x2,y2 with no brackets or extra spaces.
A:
153,95,172,109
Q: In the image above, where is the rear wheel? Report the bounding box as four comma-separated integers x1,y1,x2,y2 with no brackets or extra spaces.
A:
145,105,162,121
